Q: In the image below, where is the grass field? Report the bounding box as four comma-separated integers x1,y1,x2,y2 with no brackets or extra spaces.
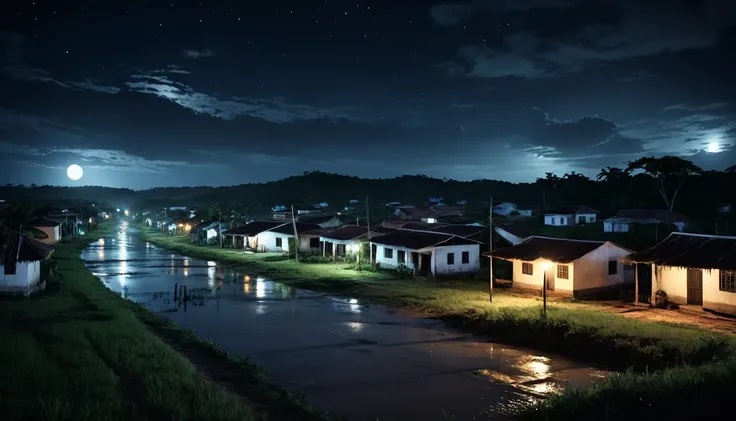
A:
142,230,735,372
0,225,334,421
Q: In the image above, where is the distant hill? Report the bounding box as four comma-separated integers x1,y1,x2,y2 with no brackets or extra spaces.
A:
1,170,735,228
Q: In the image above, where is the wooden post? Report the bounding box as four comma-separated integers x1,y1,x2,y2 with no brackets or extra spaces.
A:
634,262,639,304
291,206,299,263
366,196,372,264
489,196,494,303
322,240,326,257
543,271,547,317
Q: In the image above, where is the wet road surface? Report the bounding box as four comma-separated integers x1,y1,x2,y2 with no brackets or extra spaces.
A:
83,227,609,420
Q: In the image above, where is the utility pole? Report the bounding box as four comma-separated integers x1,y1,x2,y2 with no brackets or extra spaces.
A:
489,196,494,303
366,196,372,264
291,205,299,263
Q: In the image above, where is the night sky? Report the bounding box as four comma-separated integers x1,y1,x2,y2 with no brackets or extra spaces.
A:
1,1,735,189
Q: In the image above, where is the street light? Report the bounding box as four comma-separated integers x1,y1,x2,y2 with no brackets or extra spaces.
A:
540,260,553,317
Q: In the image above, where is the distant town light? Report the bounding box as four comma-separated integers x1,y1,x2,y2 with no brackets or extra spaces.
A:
116,208,120,212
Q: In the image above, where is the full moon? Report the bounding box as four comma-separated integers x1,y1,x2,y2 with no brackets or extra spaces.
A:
67,164,84,180
707,142,721,153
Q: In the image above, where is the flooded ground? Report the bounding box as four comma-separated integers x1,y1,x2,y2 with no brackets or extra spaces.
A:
83,227,609,421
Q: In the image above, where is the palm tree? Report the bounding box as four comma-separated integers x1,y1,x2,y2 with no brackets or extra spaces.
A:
596,166,625,182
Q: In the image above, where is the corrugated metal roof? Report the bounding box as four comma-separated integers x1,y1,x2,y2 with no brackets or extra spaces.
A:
227,221,287,236
627,232,736,270
321,225,370,241
371,230,478,250
489,236,608,263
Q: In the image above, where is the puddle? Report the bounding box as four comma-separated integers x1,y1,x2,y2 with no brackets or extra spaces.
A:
84,227,611,421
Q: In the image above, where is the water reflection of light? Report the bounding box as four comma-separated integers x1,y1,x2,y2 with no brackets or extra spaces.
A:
243,282,251,293
207,261,217,267
346,321,363,333
349,298,360,313
98,238,105,245
515,356,551,380
256,278,266,298
184,259,189,266
207,266,216,287
255,304,267,315
183,269,189,277
98,249,104,259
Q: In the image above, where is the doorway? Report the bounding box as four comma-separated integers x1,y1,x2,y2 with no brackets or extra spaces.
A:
686,268,703,305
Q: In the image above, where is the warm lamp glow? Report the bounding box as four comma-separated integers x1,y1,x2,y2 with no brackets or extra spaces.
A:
540,260,553,270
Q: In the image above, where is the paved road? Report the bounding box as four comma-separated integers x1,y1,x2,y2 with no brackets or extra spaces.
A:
83,227,608,420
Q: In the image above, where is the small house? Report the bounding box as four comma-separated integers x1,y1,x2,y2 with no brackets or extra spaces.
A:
717,204,732,214
0,234,55,294
225,221,289,251
493,202,531,217
29,218,62,245
603,209,688,233
319,225,370,259
543,206,598,226
267,222,324,253
489,236,632,297
371,230,482,275
626,232,736,315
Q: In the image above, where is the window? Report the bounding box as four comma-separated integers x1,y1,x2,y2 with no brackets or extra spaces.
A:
556,264,569,280
447,252,455,265
384,248,393,259
608,260,618,275
588,216,594,222
398,250,406,264
275,237,282,248
310,237,320,248
461,251,469,264
522,262,533,275
720,270,736,293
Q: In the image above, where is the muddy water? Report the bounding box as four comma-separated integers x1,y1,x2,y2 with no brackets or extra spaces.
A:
83,227,609,421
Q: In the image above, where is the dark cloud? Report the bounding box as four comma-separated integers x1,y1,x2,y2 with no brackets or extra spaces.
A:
433,0,736,79
520,107,643,158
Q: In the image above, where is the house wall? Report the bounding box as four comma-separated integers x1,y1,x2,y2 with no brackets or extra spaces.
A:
374,244,420,270
34,226,60,245
510,258,575,295
577,213,597,223
653,266,736,315
604,220,686,233
603,221,629,232
0,261,40,289
544,214,573,226
206,228,218,240
518,210,532,216
257,231,288,252
572,243,631,294
432,244,480,275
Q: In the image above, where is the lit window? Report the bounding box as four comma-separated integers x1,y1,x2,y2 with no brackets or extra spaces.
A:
557,264,569,280
720,270,736,293
522,262,533,275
